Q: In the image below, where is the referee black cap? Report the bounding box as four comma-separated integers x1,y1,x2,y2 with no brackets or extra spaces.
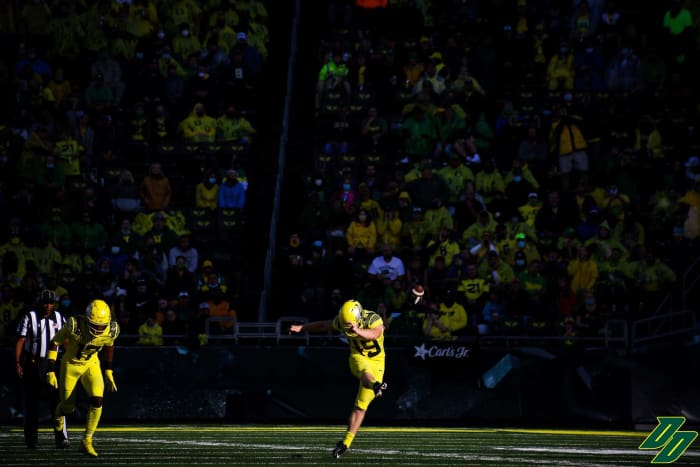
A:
39,289,58,304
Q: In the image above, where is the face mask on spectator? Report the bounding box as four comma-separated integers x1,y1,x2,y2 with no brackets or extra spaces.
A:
343,183,351,191
517,240,526,249
111,246,121,255
181,30,190,37
208,177,217,184
60,299,71,308
157,31,165,39
513,175,522,182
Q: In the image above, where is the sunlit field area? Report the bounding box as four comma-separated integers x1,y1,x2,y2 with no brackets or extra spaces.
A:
2,424,699,466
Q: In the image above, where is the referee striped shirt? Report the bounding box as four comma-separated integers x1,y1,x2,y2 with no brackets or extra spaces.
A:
17,310,65,359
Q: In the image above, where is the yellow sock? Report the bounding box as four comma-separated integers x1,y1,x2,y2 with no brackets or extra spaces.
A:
85,406,103,439
342,431,355,448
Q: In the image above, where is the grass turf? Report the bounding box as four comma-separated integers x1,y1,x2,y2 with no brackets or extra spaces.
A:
2,424,699,466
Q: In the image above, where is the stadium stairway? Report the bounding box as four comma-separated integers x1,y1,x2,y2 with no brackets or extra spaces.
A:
236,1,296,317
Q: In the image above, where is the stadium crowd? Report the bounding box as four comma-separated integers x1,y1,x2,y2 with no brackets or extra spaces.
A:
0,0,269,345
277,0,700,343
1,0,700,348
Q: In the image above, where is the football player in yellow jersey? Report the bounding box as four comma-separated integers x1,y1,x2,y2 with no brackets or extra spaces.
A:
289,300,387,459
45,300,119,457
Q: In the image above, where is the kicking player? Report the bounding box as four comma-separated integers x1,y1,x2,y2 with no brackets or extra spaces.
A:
289,299,387,459
46,299,119,457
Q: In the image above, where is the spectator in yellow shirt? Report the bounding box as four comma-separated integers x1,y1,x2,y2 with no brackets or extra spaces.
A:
475,158,506,205
54,127,83,179
216,105,256,145
457,262,490,319
137,315,163,345
195,169,219,211
423,292,468,340
518,192,543,227
346,208,377,258
126,0,159,38
547,42,575,91
462,210,497,246
166,0,201,37
375,207,402,250
206,14,237,53
179,103,216,143
567,245,599,294
47,67,72,105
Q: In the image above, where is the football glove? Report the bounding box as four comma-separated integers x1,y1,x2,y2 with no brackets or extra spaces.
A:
46,371,58,389
104,370,117,392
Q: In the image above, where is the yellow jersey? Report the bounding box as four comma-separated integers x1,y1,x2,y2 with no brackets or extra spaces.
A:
53,316,119,366
332,310,385,362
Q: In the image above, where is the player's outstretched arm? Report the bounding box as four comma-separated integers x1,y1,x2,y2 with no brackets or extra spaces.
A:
289,320,333,334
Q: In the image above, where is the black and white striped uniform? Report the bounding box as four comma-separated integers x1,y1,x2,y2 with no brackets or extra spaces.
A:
16,309,67,446
17,309,65,358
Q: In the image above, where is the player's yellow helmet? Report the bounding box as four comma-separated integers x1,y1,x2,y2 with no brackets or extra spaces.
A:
85,299,111,336
339,300,363,328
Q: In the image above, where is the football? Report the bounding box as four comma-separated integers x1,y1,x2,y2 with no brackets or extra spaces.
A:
411,285,425,304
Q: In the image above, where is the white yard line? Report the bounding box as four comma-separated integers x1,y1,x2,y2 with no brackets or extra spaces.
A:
107,436,627,465
492,445,700,458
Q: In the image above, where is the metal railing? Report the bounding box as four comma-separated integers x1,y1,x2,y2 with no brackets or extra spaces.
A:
104,310,700,352
477,319,629,350
630,308,697,348
204,316,310,344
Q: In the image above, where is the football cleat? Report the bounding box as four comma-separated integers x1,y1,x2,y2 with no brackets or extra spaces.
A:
80,438,98,457
332,440,347,459
373,381,388,398
55,436,70,449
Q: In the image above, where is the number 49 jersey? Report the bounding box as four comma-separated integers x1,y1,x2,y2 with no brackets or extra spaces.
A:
53,316,120,366
333,310,385,362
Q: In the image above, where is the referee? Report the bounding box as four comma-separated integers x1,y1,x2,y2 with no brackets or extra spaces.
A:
15,289,69,449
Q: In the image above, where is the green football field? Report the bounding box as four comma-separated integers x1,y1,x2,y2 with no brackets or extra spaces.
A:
2,424,699,466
